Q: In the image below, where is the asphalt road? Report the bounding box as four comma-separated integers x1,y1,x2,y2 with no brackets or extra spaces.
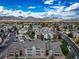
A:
5,32,17,44
0,32,17,58
60,32,79,58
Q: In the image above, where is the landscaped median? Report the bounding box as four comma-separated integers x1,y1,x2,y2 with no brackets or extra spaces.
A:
60,40,69,56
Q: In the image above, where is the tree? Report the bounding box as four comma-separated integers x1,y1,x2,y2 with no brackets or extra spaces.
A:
28,24,32,31
12,26,17,31
0,29,4,33
77,27,79,30
44,34,51,41
29,31,35,39
26,31,35,39
67,32,73,38
8,28,12,32
56,26,60,31
75,37,79,45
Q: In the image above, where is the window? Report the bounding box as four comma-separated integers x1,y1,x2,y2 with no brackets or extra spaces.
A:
28,54,32,56
9,53,14,56
36,50,40,52
27,49,32,56
28,48,32,50
36,53,40,56
27,49,32,52
36,48,40,56
54,54,60,56
36,48,40,50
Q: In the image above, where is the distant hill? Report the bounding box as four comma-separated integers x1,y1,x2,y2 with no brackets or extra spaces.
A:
0,16,79,22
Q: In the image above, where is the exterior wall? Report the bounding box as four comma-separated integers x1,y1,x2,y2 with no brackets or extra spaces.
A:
25,47,46,57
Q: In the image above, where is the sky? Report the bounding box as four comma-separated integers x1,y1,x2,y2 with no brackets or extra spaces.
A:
0,0,79,19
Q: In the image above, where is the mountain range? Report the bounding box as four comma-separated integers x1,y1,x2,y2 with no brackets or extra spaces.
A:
0,16,79,21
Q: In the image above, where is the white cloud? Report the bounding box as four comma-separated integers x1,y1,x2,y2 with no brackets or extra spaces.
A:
0,6,4,12
50,6,65,12
65,3,79,11
28,6,36,9
44,6,65,16
0,7,47,18
27,12,45,18
50,6,61,9
0,5,79,19
44,0,54,5
44,5,79,19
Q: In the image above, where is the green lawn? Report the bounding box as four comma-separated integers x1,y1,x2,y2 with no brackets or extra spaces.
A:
60,40,69,56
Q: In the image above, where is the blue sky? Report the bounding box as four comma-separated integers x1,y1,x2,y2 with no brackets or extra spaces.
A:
0,0,79,19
